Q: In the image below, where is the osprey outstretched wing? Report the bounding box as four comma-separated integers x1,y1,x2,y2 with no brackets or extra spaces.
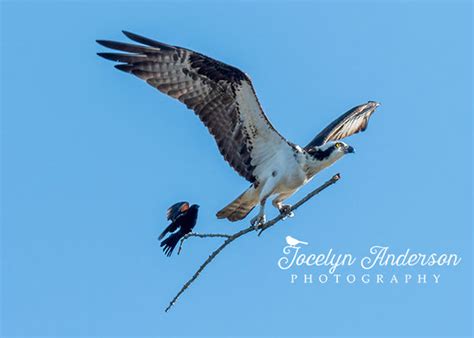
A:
97,31,292,184
97,31,380,225
305,101,380,149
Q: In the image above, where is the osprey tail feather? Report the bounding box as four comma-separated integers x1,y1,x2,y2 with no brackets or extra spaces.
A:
216,186,258,222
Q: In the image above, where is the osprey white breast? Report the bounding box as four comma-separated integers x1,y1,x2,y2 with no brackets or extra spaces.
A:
97,31,380,226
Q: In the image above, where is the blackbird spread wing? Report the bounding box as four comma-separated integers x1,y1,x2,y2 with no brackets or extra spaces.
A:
158,202,189,240
166,201,189,222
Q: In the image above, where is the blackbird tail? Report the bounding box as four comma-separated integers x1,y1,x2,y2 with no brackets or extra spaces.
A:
160,232,182,257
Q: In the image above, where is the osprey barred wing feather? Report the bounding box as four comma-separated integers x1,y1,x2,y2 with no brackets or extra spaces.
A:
97,32,380,225
305,101,380,149
97,31,290,183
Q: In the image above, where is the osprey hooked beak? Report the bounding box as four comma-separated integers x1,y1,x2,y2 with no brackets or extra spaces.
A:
345,145,355,154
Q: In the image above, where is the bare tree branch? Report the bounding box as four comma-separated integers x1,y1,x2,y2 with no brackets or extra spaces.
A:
257,173,341,236
177,232,232,255
164,173,341,312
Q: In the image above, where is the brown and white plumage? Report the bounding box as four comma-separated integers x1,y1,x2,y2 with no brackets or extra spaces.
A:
97,31,289,184
97,31,380,225
305,101,380,149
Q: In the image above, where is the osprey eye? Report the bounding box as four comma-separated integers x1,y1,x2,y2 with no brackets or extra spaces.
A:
335,142,342,149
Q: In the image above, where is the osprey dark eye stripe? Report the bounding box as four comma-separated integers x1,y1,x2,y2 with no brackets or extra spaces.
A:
97,31,380,226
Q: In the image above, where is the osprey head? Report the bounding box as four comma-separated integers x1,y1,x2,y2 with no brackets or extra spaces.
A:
307,141,354,162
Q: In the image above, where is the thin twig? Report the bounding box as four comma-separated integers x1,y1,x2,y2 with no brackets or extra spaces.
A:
164,173,341,312
177,232,232,255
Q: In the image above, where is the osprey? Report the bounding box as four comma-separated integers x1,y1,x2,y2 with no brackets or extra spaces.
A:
97,31,380,226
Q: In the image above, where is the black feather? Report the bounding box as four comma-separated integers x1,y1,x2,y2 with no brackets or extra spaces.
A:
158,221,179,241
97,52,147,63
114,64,134,73
122,30,175,51
159,203,199,257
167,201,189,221
96,39,156,54
160,231,184,257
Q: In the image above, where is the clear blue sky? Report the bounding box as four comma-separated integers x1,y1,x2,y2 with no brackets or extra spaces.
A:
1,1,472,337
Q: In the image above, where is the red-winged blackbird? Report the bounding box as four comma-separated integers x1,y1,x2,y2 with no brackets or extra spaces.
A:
159,202,199,257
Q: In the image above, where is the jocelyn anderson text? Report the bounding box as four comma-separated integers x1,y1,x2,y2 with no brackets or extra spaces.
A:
277,245,461,274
